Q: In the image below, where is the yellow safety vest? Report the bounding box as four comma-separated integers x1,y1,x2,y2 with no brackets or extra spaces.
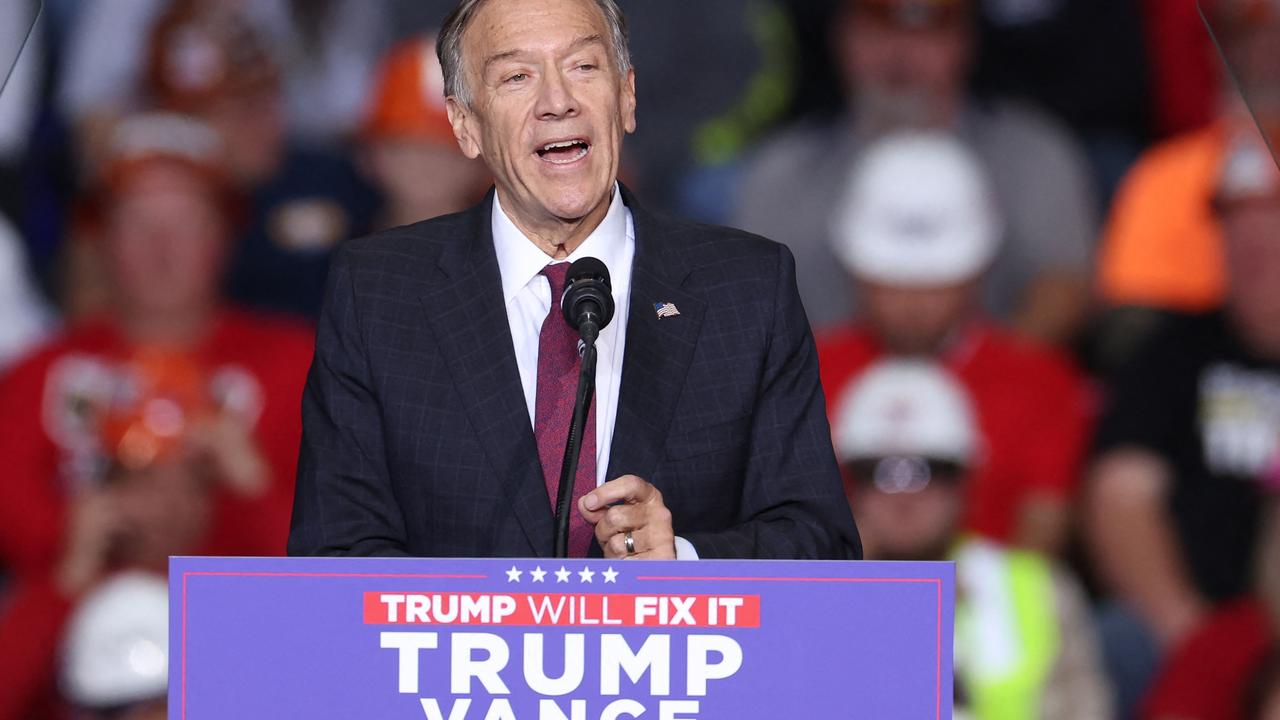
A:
953,538,1060,720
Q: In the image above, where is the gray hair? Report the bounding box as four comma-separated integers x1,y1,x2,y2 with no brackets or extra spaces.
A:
437,0,632,107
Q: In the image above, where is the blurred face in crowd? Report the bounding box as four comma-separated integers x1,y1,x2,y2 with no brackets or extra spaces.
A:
199,87,286,186
121,702,167,720
366,139,491,226
448,0,637,252
87,696,167,717
1220,196,1280,360
86,700,166,720
848,460,966,561
837,8,972,130
104,162,229,325
858,279,979,355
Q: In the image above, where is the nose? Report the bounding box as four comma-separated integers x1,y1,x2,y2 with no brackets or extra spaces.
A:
534,68,579,121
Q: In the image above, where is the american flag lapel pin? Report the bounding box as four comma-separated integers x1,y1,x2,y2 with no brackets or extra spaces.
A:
654,302,681,319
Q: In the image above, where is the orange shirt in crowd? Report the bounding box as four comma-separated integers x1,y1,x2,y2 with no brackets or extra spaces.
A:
817,322,1094,544
1097,122,1228,312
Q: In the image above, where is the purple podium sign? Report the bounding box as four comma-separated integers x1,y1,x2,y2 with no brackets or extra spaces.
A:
170,557,954,719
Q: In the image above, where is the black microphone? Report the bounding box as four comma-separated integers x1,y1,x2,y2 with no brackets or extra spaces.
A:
560,257,615,349
552,257,614,558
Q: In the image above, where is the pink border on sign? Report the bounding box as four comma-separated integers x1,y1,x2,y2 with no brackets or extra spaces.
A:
179,572,944,720
635,575,946,720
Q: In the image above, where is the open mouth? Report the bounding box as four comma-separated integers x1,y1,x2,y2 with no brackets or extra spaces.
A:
536,138,591,165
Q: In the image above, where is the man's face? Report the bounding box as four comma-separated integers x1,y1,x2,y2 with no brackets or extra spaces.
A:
1221,198,1280,359
448,0,637,235
114,699,167,720
858,279,977,355
838,12,971,129
851,480,964,561
105,163,228,321
201,88,286,185
366,139,491,222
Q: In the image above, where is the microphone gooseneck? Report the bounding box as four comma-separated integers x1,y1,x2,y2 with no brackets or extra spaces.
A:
553,257,614,558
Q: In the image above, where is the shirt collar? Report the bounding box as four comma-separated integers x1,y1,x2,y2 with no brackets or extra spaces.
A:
491,184,630,305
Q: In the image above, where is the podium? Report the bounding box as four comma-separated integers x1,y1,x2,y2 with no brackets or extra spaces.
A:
171,557,954,719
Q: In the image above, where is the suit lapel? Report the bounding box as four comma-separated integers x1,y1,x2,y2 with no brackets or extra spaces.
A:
418,192,552,556
606,188,707,490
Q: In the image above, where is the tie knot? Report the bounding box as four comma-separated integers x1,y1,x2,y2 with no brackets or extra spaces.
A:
542,262,571,305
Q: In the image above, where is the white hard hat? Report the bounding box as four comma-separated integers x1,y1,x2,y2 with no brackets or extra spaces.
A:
61,571,169,709
833,132,1003,286
832,358,978,466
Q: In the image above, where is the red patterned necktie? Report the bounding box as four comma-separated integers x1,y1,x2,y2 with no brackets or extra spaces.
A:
534,262,596,557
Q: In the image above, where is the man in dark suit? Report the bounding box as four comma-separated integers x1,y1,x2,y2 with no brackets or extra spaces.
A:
288,0,860,561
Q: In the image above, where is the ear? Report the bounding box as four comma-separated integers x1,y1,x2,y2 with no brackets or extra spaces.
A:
621,68,638,135
446,97,483,160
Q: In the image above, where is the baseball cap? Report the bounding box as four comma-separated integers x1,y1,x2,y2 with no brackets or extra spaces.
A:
98,112,227,193
832,359,978,468
145,0,280,111
87,112,243,229
363,36,458,147
850,0,972,29
833,132,1002,286
61,572,169,709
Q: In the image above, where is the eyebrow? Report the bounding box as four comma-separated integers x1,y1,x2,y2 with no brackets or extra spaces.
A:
482,34,607,74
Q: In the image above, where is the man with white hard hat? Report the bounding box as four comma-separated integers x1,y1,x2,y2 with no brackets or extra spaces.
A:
818,131,1092,556
735,0,1097,342
834,358,1109,720
833,360,980,560
60,572,169,720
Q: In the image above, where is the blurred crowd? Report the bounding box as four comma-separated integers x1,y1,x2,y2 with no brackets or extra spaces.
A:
0,0,1279,718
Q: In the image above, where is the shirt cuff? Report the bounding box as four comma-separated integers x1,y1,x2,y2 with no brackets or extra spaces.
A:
674,536,699,560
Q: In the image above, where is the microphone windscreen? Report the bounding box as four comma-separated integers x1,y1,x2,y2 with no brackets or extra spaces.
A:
566,257,610,288
561,257,615,334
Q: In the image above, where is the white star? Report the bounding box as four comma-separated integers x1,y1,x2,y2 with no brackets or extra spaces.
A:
602,567,619,584
529,566,547,583
506,566,522,583
554,566,572,583
578,567,595,583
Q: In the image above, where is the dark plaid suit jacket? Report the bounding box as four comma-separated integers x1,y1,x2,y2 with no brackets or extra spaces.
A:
288,186,861,560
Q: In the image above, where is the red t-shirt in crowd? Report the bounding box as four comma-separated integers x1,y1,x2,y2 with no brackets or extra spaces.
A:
0,309,313,720
1142,598,1274,720
817,322,1093,542
0,309,313,573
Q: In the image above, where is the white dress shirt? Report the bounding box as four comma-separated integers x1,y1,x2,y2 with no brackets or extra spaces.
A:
492,186,696,559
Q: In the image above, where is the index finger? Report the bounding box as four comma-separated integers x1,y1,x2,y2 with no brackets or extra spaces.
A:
580,475,653,517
